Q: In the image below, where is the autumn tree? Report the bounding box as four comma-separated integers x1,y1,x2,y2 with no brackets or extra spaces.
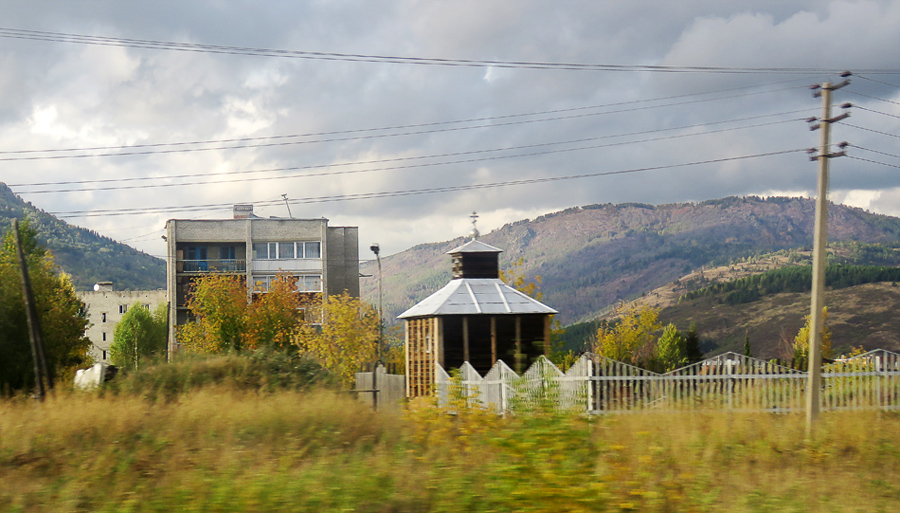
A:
294,292,379,386
110,302,167,369
793,307,832,370
178,273,305,353
0,220,90,393
594,305,661,366
499,257,543,300
178,274,249,353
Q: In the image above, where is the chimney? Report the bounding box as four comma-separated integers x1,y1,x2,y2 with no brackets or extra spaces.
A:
233,204,254,219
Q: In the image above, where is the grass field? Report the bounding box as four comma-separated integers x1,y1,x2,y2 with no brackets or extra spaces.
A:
1,384,898,512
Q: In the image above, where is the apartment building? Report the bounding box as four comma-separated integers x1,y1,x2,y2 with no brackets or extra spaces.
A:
77,282,167,363
165,205,359,354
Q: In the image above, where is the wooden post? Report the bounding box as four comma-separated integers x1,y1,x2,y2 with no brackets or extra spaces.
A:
490,316,497,365
462,316,470,363
515,316,523,374
543,315,551,357
12,220,53,399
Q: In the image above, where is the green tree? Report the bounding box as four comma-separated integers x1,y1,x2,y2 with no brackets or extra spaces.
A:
294,292,379,386
0,220,90,393
684,322,704,364
655,323,687,372
743,332,752,358
110,303,167,369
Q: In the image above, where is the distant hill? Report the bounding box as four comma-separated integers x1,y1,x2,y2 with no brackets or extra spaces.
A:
658,281,900,359
363,196,900,326
0,183,165,291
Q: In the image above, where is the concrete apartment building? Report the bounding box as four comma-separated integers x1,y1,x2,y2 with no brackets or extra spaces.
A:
165,205,359,354
77,282,167,363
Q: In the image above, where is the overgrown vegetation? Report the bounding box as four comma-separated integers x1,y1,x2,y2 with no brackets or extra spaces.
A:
179,274,379,386
104,349,335,401
2,377,898,511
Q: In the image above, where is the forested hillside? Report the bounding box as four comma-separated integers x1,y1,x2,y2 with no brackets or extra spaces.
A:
362,196,900,325
0,184,165,291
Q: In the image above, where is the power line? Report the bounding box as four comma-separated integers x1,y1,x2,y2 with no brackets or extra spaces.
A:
13,116,805,195
856,74,900,89
0,81,806,158
0,85,807,162
847,155,900,169
854,105,900,119
845,90,900,107
844,123,900,139
850,145,900,160
49,148,805,218
3,28,895,74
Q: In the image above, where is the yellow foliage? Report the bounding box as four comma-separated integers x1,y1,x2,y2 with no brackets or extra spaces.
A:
294,292,379,386
179,273,307,353
792,307,833,369
499,257,542,300
594,306,662,365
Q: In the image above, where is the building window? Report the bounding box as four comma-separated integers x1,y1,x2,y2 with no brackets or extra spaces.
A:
252,242,269,260
101,312,107,323
143,304,151,310
278,242,295,259
221,246,236,260
102,350,107,360
253,241,321,260
185,246,208,260
251,274,322,293
119,304,128,314
302,242,321,259
298,275,322,292
102,332,107,342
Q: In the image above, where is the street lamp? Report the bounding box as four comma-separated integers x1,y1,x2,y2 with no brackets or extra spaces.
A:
369,243,383,363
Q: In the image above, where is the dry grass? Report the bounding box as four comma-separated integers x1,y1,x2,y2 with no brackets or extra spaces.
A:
1,387,898,512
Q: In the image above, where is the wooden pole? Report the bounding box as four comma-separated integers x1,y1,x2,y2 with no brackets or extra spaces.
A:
12,220,53,399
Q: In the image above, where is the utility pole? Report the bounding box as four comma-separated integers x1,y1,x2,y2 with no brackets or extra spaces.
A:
806,73,850,433
12,220,53,400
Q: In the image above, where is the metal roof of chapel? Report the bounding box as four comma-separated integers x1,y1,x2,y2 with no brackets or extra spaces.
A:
397,278,557,319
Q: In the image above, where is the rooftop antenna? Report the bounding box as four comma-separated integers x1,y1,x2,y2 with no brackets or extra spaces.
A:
469,211,479,240
282,194,293,218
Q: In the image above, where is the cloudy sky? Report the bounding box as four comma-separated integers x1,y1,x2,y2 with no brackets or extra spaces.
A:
1,1,898,259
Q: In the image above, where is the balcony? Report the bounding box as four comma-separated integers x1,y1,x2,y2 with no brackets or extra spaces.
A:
179,259,246,273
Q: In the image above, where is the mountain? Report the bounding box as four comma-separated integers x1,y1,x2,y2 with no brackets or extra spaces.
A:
0,183,165,291
362,196,900,326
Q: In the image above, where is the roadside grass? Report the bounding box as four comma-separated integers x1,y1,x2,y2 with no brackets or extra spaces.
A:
1,383,898,512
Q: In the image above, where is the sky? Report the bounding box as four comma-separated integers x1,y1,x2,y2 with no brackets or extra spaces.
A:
0,0,898,260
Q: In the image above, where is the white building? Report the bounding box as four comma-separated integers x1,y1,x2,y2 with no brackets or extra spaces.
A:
77,282,167,363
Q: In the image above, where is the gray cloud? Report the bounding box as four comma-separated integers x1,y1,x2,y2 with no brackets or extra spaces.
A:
0,0,897,260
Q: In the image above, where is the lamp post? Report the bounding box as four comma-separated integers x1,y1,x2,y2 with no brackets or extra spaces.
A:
369,243,382,411
369,243,383,362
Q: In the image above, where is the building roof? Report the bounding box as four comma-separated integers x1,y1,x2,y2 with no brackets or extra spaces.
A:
397,278,557,319
446,239,503,254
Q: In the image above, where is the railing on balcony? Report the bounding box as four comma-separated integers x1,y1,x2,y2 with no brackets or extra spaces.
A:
180,259,246,273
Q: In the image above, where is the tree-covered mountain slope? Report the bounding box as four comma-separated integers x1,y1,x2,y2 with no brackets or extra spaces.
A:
363,196,900,326
0,183,165,291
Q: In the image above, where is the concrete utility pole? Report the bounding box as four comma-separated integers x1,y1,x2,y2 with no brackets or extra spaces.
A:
806,74,850,433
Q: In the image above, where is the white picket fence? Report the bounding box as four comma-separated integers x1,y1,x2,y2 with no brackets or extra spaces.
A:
436,349,900,414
